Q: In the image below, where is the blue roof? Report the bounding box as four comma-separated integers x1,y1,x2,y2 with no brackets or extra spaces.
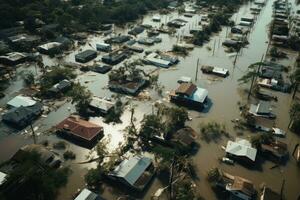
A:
110,156,152,186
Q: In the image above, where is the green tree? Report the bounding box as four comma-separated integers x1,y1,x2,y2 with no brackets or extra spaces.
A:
69,83,92,116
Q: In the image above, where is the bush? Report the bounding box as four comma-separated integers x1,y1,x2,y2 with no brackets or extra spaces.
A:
53,141,67,150
63,151,76,160
199,122,228,143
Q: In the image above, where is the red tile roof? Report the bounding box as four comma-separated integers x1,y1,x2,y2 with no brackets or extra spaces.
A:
56,115,102,141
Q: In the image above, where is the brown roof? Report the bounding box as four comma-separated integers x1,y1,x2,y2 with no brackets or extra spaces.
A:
56,115,102,141
175,83,197,96
172,127,197,146
261,140,288,157
229,176,256,196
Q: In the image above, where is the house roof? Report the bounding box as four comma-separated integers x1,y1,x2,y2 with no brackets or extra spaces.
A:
2,102,43,125
226,138,257,162
190,87,208,103
56,115,102,141
173,127,197,146
261,140,288,157
226,175,256,197
0,171,7,186
110,156,152,186
49,79,71,93
261,186,281,200
7,95,36,108
257,101,271,113
74,188,99,200
38,42,62,51
90,96,115,112
176,83,197,96
13,144,61,167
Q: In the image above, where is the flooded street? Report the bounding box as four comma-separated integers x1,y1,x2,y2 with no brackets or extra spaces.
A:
0,0,300,199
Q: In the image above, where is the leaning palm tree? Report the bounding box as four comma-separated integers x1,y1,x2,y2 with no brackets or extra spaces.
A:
290,67,300,99
289,102,300,130
238,59,265,99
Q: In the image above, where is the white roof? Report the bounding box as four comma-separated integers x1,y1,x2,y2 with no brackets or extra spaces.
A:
191,87,208,103
152,16,161,20
74,188,98,200
0,172,7,185
7,95,36,108
212,67,229,75
226,138,257,161
90,96,115,112
38,42,62,50
272,128,286,136
178,76,192,83
110,156,152,186
96,42,110,47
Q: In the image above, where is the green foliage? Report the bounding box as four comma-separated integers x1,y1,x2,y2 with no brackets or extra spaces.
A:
199,122,228,143
23,71,35,86
53,141,67,150
0,151,70,200
151,145,176,162
84,167,103,189
39,66,76,94
250,133,274,149
0,0,169,30
207,167,222,183
104,98,125,123
140,114,164,139
63,150,76,160
69,83,92,116
290,102,300,133
172,45,188,55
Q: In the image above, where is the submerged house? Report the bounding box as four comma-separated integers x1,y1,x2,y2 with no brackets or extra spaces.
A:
12,144,62,168
128,26,145,35
108,156,155,191
144,52,179,68
89,96,115,115
109,79,146,95
56,115,103,147
170,83,208,110
74,188,103,200
102,50,128,65
261,140,288,162
224,173,256,200
170,127,198,148
96,42,112,52
48,79,72,95
7,95,37,108
91,65,112,74
0,52,28,66
75,50,97,63
249,101,276,119
37,42,62,55
201,65,229,77
225,138,257,164
2,102,43,128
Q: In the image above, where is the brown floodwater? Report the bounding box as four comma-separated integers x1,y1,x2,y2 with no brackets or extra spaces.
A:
0,0,300,199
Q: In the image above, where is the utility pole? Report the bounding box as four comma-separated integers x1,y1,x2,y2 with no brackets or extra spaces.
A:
212,39,216,56
195,58,199,81
30,123,36,144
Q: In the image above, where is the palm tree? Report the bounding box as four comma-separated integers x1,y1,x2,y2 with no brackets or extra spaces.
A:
289,102,300,131
238,58,265,99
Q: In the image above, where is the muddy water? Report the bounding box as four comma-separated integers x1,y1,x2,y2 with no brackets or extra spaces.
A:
0,0,300,199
